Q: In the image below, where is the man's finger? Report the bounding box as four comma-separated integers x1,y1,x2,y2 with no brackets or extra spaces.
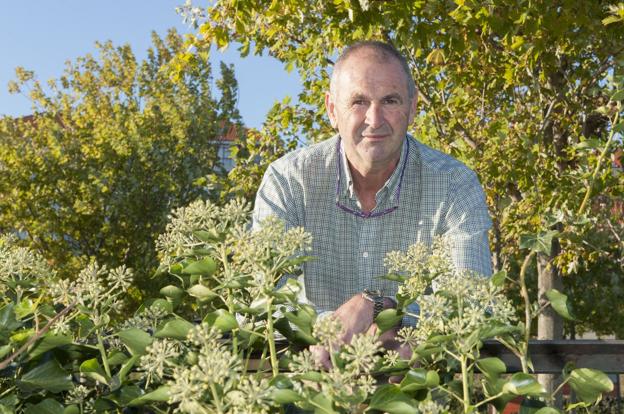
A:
310,345,332,370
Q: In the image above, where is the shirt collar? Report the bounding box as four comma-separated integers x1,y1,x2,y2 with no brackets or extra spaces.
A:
339,136,409,202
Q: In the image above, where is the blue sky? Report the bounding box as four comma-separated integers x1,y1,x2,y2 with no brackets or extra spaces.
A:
0,1,301,128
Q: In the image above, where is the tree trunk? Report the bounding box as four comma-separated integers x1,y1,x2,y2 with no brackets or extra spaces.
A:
537,242,564,406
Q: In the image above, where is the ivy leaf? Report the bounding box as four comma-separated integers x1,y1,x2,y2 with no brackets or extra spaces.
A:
311,393,337,414
17,360,73,393
567,368,613,404
375,308,403,333
502,373,545,396
128,386,171,406
27,334,72,360
23,399,64,414
545,289,576,321
182,257,217,276
0,304,22,340
154,319,194,340
534,408,562,413
187,284,219,301
476,357,506,380
268,388,302,404
491,270,507,287
520,230,559,255
399,368,439,392
203,309,238,332
160,285,184,300
611,89,624,101
80,358,110,385
117,328,153,356
369,384,415,413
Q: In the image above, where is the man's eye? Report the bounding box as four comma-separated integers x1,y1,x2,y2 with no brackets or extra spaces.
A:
383,98,400,105
352,100,366,106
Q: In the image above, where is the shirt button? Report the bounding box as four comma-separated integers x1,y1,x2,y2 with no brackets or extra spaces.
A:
362,252,369,258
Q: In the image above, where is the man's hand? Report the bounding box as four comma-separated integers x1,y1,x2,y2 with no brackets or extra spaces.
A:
311,293,399,369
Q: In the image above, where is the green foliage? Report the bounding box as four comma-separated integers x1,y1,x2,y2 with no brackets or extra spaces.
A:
0,29,244,298
0,201,614,413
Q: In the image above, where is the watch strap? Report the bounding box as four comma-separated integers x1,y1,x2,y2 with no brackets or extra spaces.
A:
362,289,385,319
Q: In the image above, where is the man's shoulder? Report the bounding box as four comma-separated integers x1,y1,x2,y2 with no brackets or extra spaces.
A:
270,135,338,173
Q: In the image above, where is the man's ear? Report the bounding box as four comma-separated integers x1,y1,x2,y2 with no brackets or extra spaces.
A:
325,92,338,129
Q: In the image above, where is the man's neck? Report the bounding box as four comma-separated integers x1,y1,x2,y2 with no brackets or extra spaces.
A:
348,158,400,212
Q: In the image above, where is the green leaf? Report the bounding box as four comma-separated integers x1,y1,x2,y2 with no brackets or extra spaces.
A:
148,298,173,314
268,388,302,404
375,308,403,332
613,121,624,133
0,344,12,359
545,289,575,321
567,368,613,404
154,318,194,340
203,309,238,332
0,304,22,339
14,298,37,319
160,285,184,299
491,270,507,287
284,304,317,331
193,230,219,242
27,334,72,360
476,357,506,380
80,358,110,384
399,368,439,392
117,328,153,355
117,355,140,383
128,386,171,406
111,385,143,406
107,350,129,366
182,257,217,275
534,408,561,414
369,384,415,413
63,405,80,414
611,90,624,101
17,360,73,393
311,393,337,414
24,399,64,414
520,231,559,255
502,373,546,396
187,284,219,301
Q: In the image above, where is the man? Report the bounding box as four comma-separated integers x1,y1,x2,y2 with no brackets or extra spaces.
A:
253,41,492,367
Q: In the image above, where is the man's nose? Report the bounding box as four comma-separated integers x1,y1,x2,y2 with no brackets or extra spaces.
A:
365,102,384,129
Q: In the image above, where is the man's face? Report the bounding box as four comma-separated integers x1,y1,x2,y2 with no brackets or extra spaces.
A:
326,51,416,173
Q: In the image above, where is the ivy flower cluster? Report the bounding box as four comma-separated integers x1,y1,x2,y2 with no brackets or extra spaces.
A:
231,216,312,288
139,338,181,387
168,324,241,412
384,237,455,301
156,198,251,267
388,239,517,347
0,234,53,301
48,262,133,327
290,317,381,412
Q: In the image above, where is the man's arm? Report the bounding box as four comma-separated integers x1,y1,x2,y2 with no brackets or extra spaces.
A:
444,168,493,276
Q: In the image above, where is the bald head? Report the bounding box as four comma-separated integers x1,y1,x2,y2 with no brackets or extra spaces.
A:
329,41,417,101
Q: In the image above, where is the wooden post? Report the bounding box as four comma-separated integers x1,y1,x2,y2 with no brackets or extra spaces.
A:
537,250,564,406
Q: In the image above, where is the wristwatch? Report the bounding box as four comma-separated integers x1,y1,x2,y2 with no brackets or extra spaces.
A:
362,289,385,319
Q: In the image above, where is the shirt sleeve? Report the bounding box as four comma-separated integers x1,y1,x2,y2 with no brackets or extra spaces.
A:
443,169,493,276
253,162,303,293
252,162,299,231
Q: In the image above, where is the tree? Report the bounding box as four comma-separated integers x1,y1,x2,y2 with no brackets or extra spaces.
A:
0,29,244,297
181,0,624,343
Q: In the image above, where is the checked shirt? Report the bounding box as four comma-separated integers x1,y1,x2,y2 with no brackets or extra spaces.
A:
252,134,492,316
